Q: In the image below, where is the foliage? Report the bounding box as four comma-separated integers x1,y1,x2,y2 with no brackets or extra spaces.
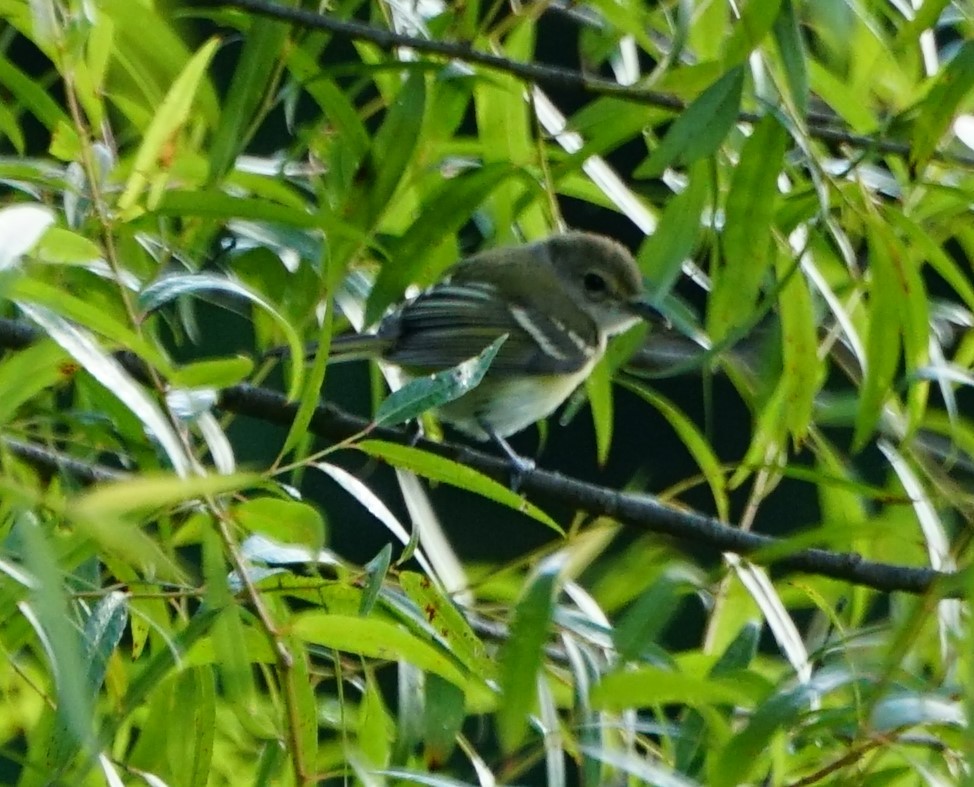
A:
0,0,973,784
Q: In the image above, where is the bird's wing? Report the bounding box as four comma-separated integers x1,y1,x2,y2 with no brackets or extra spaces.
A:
380,282,597,375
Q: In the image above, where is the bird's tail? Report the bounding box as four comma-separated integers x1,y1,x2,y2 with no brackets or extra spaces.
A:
265,332,393,364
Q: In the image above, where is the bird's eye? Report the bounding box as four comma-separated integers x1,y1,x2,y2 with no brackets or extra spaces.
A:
583,271,608,296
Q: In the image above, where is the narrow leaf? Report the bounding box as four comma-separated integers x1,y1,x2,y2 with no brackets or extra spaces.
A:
912,40,974,168
853,223,904,450
118,38,220,212
209,11,291,181
291,612,468,688
355,440,560,532
708,115,788,341
639,161,709,299
374,336,506,428
635,67,744,178
497,560,559,752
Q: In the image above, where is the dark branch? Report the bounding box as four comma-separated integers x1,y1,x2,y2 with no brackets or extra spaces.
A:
213,0,974,169
0,316,953,597
218,384,950,597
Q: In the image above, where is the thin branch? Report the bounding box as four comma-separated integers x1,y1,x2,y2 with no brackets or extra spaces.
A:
1,437,125,483
0,316,953,598
213,0,974,169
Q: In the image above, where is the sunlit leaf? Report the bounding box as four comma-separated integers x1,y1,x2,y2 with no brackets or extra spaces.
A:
118,38,220,213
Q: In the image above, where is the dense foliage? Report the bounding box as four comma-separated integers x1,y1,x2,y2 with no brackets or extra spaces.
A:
0,0,973,784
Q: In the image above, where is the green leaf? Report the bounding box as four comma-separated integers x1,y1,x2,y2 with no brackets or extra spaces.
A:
0,339,69,426
889,211,974,314
128,666,216,787
710,685,810,787
911,40,974,168
291,612,469,688
279,283,336,458
118,37,220,213
284,637,318,776
121,607,221,718
0,52,71,132
138,272,304,399
18,517,95,776
675,622,762,772
592,666,759,712
635,66,744,178
359,676,394,768
202,530,255,704
622,381,729,520
400,571,493,679
74,472,258,519
423,674,466,767
374,336,507,428
209,10,292,182
355,440,560,532
497,560,558,753
152,189,318,228
367,69,426,224
474,23,541,241
169,356,254,389
283,46,370,178
613,568,699,662
172,667,217,787
772,0,809,116
775,247,820,442
723,0,784,64
82,591,128,696
32,226,102,264
853,223,904,450
360,544,393,616
639,161,709,300
233,497,326,552
708,115,788,341
584,355,613,467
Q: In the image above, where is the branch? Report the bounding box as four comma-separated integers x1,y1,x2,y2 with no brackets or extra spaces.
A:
0,316,953,597
214,0,974,169
218,384,950,597
1,437,125,484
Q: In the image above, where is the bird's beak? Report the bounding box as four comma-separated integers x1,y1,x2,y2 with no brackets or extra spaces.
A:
626,299,669,327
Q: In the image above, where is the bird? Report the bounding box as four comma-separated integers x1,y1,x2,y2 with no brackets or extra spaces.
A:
298,231,657,470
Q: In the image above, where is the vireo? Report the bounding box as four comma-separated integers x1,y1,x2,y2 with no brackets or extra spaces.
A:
322,231,657,464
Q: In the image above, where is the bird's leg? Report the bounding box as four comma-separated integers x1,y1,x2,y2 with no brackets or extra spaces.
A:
405,419,425,447
478,420,535,491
